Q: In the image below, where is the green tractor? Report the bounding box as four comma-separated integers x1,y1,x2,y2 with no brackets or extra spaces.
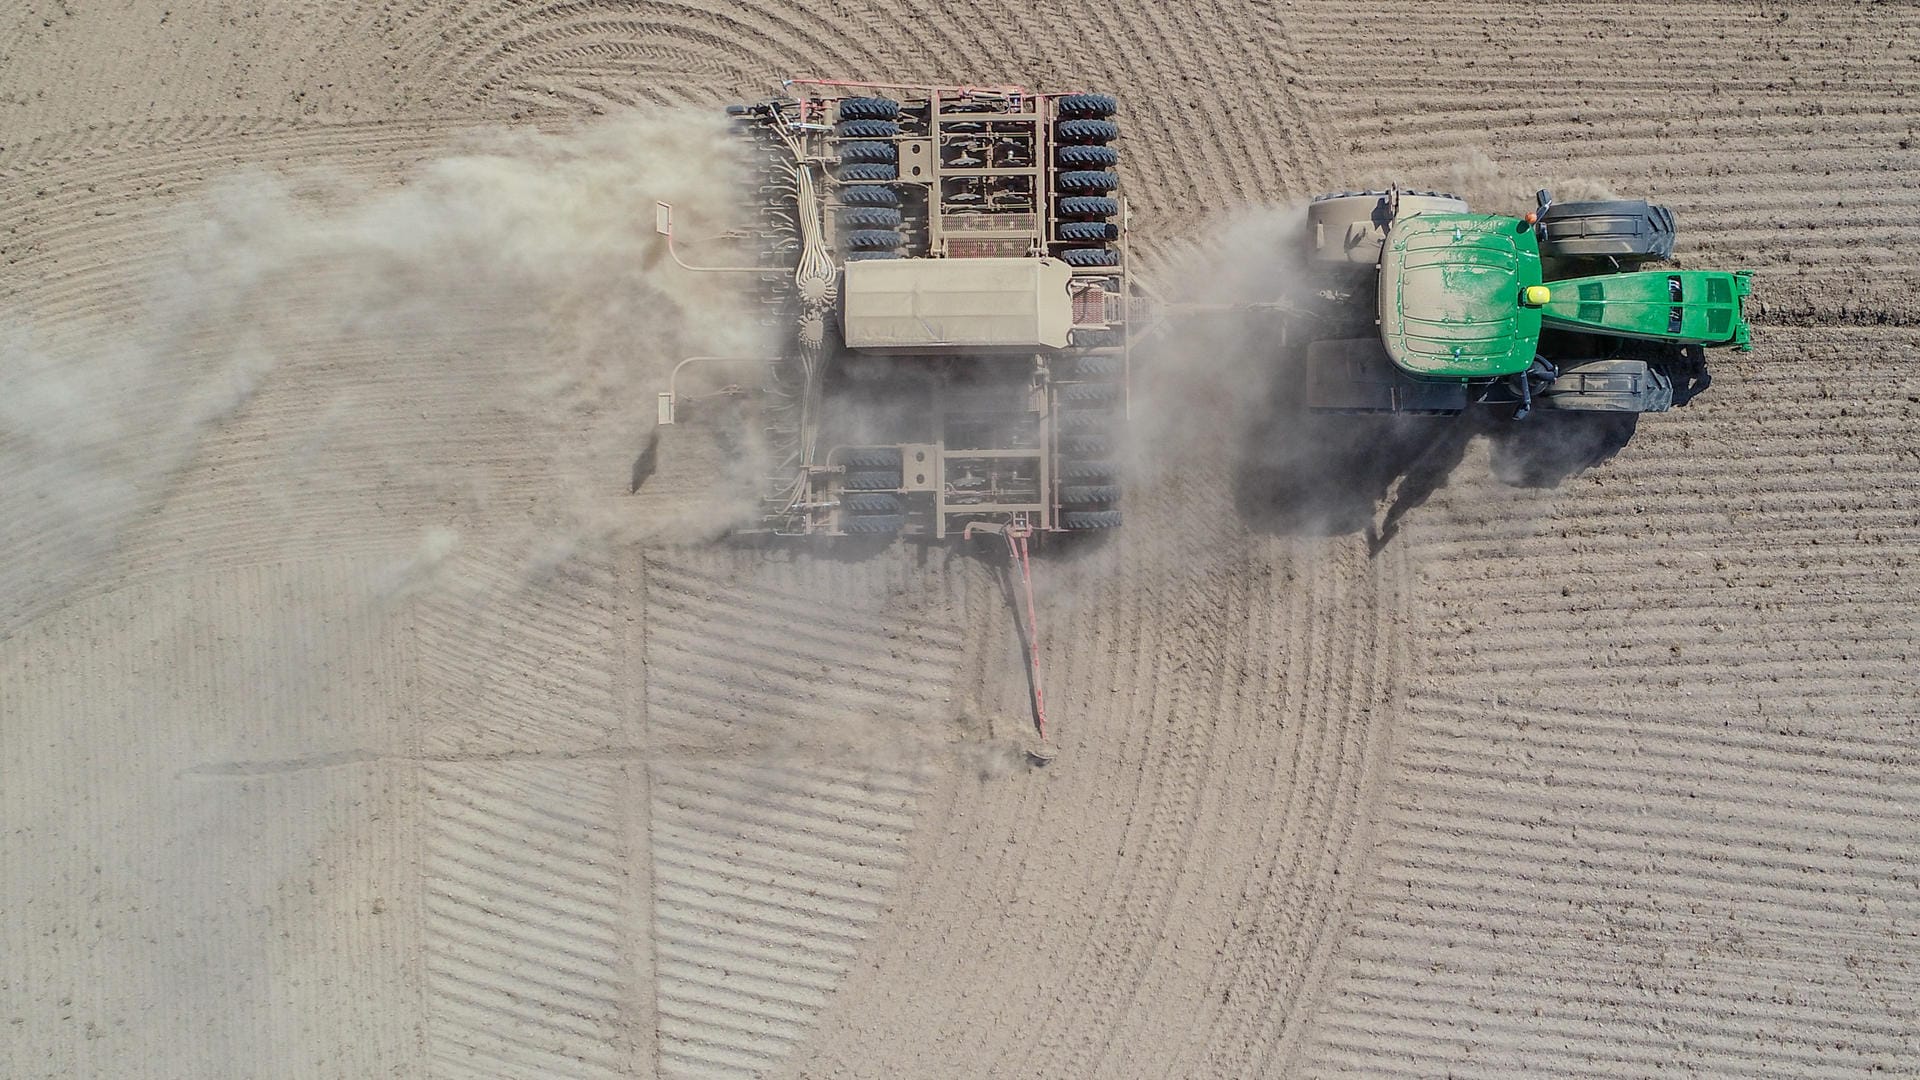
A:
1299,188,1751,418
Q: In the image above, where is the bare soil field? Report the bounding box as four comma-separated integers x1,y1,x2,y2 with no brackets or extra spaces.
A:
3,2,1916,1077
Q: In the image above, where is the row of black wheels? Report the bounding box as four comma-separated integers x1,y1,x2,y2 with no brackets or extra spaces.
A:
1054,336,1123,530
839,446,904,534
835,99,906,262
1052,96,1120,268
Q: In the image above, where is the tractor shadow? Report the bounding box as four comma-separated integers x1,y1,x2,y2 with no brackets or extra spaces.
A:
1233,380,1638,550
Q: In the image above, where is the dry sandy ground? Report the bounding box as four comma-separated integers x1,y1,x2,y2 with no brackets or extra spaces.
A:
3,2,1918,1077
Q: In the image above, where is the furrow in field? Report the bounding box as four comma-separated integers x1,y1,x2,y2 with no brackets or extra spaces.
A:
422,760,639,1080
650,760,923,1080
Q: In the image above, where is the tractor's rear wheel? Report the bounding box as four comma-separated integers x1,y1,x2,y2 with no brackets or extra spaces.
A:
1538,199,1676,263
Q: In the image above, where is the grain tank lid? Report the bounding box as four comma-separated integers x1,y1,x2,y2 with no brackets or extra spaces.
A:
841,257,1074,350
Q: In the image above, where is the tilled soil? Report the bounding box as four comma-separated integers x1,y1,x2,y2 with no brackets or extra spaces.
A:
3,2,1916,1077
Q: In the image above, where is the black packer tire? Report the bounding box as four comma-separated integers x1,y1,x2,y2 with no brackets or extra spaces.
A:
1060,484,1121,506
1060,459,1117,481
1057,93,1118,119
839,207,903,229
840,185,901,207
1059,196,1119,218
1056,119,1120,144
844,447,902,468
1063,354,1119,378
843,513,905,535
846,250,902,261
1059,409,1116,430
843,493,902,514
844,470,902,490
836,119,899,138
837,140,897,164
1059,381,1120,404
1059,221,1119,243
838,97,900,121
1058,144,1119,169
1062,509,1123,530
1059,432,1110,455
1062,247,1119,267
837,162,898,182
845,229,905,250
1056,170,1118,194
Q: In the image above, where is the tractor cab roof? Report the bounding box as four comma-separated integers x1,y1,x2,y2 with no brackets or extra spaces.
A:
1380,212,1544,379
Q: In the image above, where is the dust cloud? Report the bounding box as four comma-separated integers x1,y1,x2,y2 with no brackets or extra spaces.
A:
1366,149,1619,212
0,109,769,636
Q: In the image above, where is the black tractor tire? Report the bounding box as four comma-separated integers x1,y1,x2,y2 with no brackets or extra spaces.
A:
844,470,902,491
1059,381,1120,404
1057,93,1118,119
1060,460,1117,481
1059,220,1120,243
1058,409,1115,430
1063,353,1120,378
1058,144,1119,169
839,185,901,207
1056,119,1120,144
836,119,900,138
1059,432,1110,455
845,250,903,261
1056,170,1118,194
844,447,902,468
837,140,898,165
1062,509,1123,530
839,207,903,229
1060,484,1122,506
845,229,904,250
837,162,898,182
1538,199,1677,262
1059,196,1119,218
843,513,905,534
843,493,902,514
838,97,899,121
1061,247,1120,266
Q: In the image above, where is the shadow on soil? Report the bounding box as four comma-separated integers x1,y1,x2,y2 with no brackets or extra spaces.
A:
1234,390,1638,551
